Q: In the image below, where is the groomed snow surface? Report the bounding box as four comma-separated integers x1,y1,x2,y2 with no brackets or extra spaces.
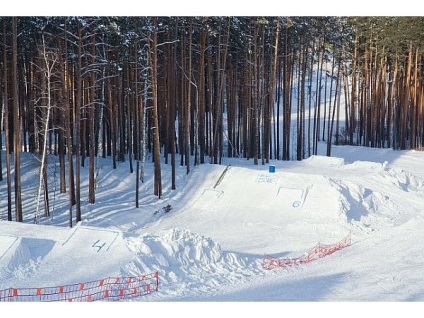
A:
1,144,424,315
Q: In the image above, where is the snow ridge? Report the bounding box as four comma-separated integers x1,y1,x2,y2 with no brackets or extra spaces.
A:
122,228,262,299
331,165,424,233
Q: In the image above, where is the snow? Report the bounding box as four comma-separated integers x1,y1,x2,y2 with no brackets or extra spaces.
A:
0,54,420,312
2,144,424,317
1,55,422,314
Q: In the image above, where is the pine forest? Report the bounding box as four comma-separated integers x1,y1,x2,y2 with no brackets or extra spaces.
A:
1,16,424,226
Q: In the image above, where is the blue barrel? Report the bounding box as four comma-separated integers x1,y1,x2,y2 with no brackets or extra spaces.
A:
269,165,276,173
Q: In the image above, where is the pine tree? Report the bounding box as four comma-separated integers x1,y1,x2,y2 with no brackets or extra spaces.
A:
12,17,22,222
3,18,13,221
149,18,162,198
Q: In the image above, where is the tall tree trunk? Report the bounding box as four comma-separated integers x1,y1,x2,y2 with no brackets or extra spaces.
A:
179,27,185,167
276,58,282,159
326,56,342,156
135,37,141,207
252,20,259,165
150,19,162,198
126,63,134,173
185,19,192,174
61,19,75,227
36,34,55,220
411,47,419,149
75,21,82,223
212,19,230,164
282,23,292,161
297,43,307,160
307,44,314,156
3,19,12,221
392,54,399,149
57,42,66,195
12,17,23,222
89,33,96,204
171,20,178,189
350,31,358,145
198,22,207,164
401,42,413,150
343,63,350,145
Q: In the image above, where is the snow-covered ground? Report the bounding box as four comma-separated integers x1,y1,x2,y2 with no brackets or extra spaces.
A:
1,143,424,316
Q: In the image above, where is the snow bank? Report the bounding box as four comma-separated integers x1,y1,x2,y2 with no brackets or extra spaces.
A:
303,155,344,167
5,238,56,280
123,228,262,299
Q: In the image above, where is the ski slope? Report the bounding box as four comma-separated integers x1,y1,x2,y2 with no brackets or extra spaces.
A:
2,145,424,315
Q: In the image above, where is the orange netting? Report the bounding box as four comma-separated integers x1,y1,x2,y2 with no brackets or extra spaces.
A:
263,232,351,270
0,272,159,302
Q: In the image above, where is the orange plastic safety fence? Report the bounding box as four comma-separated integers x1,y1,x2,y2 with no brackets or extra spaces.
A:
263,232,351,270
0,272,159,302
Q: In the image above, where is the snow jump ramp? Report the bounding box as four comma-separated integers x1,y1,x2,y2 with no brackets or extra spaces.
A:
192,165,310,213
62,226,121,253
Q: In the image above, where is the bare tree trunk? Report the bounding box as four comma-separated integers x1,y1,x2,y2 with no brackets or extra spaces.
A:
282,23,292,161
149,19,162,198
326,45,336,146
392,54,399,149
3,19,13,221
343,63,350,145
185,19,192,174
171,20,178,189
179,27,185,167
326,56,342,156
88,33,96,204
75,21,82,223
60,19,75,227
57,56,66,194
411,47,419,149
134,35,141,207
401,42,413,150
307,44,314,157
350,32,358,145
12,17,23,222
260,24,267,165
35,34,56,220
212,19,230,164
252,20,259,165
297,43,307,160
276,58,282,159
126,63,134,173
198,22,207,164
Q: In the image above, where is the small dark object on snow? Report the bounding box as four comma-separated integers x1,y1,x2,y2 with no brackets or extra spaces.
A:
154,204,172,215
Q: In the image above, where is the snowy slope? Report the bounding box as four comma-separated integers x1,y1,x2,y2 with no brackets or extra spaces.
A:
2,144,424,307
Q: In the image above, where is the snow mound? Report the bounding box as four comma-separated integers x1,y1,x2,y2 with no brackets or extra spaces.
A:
331,179,396,230
303,155,344,167
344,160,386,171
383,168,424,192
0,237,56,281
123,228,262,299
331,167,424,233
342,159,423,192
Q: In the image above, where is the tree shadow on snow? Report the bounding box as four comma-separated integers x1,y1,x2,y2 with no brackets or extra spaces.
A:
195,272,349,302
